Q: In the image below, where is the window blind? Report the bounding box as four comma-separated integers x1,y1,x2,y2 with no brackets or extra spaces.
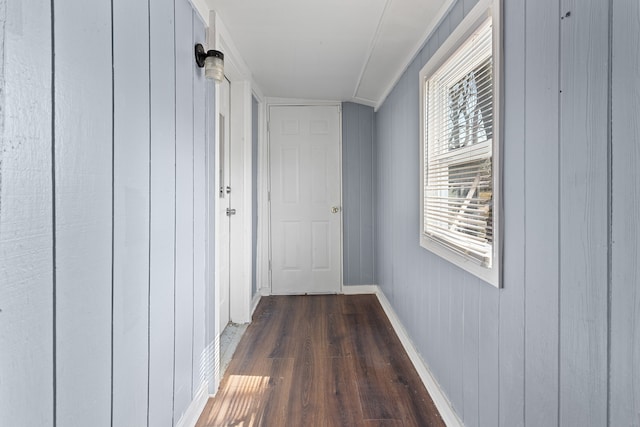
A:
424,17,494,266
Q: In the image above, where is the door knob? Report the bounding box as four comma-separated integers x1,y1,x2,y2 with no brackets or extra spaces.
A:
226,208,237,216
331,206,341,214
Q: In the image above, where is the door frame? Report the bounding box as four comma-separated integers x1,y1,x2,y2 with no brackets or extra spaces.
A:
213,14,254,324
205,12,256,393
264,99,344,295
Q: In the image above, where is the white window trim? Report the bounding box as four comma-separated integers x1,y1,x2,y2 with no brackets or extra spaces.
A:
419,0,502,288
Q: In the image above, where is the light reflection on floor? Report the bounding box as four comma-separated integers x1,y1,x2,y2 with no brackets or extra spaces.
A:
198,374,271,426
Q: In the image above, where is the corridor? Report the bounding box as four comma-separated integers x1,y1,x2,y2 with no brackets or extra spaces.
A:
196,295,444,426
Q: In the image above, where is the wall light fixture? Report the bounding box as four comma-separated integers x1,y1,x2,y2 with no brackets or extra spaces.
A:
195,44,224,82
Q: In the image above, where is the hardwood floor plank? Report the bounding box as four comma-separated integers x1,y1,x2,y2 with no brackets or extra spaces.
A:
320,355,364,426
354,355,403,420
326,312,352,357
195,295,445,427
344,313,406,362
340,293,378,314
286,333,323,426
230,297,279,362
387,354,445,427
256,357,294,425
268,295,306,358
363,420,405,427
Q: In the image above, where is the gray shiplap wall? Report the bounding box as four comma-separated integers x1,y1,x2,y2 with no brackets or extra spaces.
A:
374,0,636,425
611,0,640,425
0,0,214,425
0,1,54,425
54,0,114,423
342,102,376,286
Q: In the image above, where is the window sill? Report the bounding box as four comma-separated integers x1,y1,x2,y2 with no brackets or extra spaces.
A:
420,233,500,287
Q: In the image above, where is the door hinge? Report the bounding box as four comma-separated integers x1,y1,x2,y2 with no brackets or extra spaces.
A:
268,191,271,202
267,121,270,132
268,260,272,271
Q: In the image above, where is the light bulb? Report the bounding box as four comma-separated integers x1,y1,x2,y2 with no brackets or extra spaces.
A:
205,52,224,82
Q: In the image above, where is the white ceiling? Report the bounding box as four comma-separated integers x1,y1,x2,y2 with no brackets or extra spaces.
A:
205,0,451,107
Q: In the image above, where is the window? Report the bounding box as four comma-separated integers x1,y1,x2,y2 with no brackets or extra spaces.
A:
419,1,501,287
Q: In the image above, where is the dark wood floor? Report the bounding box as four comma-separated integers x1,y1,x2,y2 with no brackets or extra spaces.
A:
195,294,445,427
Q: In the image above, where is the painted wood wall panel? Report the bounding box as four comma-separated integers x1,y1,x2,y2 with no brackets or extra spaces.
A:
342,102,376,286
558,0,609,425
478,283,499,426
358,105,375,284
610,0,640,425
53,0,113,424
462,279,479,427
395,69,424,347
148,0,177,424
522,1,560,424
3,0,213,425
375,0,640,425
373,0,619,425
391,74,409,321
373,3,507,419
448,268,465,415
498,0,526,425
112,0,151,424
192,13,207,397
0,1,54,425
449,0,465,30
343,102,359,284
375,99,392,305
464,0,480,15
174,0,195,419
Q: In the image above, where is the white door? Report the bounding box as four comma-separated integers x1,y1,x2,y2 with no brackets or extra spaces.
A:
269,105,342,294
219,78,231,328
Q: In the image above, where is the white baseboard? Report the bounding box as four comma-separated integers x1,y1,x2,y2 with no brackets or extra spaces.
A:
341,284,378,294
251,292,262,316
371,286,463,427
259,286,271,296
176,383,210,427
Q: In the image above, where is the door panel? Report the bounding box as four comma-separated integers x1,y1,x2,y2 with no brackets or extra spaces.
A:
270,105,341,294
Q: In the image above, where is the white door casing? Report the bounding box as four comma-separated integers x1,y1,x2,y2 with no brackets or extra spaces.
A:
218,78,231,328
269,105,342,294
207,11,256,394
